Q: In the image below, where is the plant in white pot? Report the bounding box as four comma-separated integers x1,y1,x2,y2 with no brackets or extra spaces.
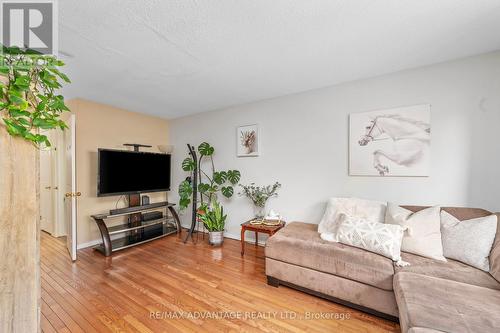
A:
198,199,227,246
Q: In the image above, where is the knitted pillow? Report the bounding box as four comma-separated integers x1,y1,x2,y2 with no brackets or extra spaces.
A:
441,211,497,271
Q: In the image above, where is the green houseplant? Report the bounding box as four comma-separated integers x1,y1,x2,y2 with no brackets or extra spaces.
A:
239,182,281,218
178,142,240,243
178,142,241,209
0,45,71,147
198,198,227,246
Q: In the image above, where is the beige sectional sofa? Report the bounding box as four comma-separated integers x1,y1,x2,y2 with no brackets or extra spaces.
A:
265,206,500,333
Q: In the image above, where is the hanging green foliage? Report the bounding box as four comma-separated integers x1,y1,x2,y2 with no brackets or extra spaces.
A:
0,45,71,147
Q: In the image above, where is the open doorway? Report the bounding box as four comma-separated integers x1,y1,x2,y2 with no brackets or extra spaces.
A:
39,114,78,261
40,129,65,237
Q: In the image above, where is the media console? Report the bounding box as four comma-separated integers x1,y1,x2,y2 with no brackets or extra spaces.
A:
91,201,181,256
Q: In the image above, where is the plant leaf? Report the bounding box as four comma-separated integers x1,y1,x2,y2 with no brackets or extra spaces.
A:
198,142,214,156
198,183,210,193
178,180,193,197
179,197,191,209
213,171,227,185
181,157,195,171
3,118,27,136
226,170,241,184
221,186,234,198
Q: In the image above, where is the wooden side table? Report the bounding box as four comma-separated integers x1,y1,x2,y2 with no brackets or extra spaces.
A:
240,220,286,256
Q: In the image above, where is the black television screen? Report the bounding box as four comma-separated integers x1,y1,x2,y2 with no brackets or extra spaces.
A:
98,149,171,197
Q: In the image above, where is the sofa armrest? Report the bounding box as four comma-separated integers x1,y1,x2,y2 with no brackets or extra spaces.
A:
489,213,500,283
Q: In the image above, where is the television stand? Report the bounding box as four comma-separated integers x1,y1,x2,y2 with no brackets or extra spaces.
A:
91,201,181,256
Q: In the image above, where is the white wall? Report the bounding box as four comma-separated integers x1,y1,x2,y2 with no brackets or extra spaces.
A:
169,51,500,240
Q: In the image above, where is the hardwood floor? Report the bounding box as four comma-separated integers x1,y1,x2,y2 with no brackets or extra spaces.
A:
41,230,400,332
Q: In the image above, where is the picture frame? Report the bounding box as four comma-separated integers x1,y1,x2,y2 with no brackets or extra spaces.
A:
237,124,259,157
349,104,431,177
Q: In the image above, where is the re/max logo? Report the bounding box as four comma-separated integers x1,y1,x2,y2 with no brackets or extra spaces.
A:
1,0,57,55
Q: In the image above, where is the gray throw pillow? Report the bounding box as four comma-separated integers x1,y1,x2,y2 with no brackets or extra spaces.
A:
441,211,498,271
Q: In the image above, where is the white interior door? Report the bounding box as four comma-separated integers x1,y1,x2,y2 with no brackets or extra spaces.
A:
40,142,54,234
64,114,77,261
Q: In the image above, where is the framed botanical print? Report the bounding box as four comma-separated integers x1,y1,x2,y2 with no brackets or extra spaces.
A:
237,124,259,157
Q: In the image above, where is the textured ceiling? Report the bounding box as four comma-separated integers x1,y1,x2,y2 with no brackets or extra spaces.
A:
59,0,500,119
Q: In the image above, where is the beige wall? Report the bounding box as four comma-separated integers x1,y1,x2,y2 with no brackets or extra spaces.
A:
67,99,169,247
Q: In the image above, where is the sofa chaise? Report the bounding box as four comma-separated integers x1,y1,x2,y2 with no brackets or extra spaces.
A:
265,206,500,333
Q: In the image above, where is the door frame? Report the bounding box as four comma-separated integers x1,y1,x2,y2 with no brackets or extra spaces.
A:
53,129,66,237
39,129,67,238
65,114,77,261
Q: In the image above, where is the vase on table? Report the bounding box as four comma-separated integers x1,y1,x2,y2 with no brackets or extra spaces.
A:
254,204,266,219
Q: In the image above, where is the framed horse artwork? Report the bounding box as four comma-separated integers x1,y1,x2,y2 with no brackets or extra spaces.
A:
349,104,431,176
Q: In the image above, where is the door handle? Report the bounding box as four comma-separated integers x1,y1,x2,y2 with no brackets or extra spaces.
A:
75,192,81,197
65,192,72,198
45,186,51,189
53,186,58,190
65,192,82,198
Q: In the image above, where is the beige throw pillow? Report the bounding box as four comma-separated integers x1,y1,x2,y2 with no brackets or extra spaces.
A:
385,203,446,261
318,197,386,241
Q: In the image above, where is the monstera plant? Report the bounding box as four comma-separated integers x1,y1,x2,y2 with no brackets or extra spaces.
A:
0,45,71,147
178,142,240,243
178,142,241,211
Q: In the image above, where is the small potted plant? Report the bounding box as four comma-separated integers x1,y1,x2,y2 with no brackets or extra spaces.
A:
239,182,281,218
198,199,227,246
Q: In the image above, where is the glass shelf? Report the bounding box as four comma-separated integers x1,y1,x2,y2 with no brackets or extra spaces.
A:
94,223,177,254
107,217,175,235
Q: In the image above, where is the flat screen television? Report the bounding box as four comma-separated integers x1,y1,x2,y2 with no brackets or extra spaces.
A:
97,149,171,197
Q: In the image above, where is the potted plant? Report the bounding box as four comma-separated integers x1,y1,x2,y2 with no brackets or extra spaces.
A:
198,199,227,246
178,142,240,242
239,182,281,218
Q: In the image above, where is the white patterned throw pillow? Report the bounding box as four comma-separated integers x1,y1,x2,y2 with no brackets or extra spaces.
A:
327,214,408,265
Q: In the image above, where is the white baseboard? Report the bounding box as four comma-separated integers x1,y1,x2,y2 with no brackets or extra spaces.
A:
181,223,267,247
77,239,101,250
77,233,123,250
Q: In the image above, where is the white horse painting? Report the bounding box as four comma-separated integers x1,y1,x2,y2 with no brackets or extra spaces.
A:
349,105,431,176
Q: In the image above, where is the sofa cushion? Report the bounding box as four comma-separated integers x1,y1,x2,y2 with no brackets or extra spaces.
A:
265,222,395,291
402,206,500,283
394,272,500,333
395,252,500,290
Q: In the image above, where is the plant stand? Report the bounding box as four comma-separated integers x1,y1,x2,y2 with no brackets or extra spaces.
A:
184,143,198,243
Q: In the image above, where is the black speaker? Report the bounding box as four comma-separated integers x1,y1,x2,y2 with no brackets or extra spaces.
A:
142,211,163,221
142,195,150,205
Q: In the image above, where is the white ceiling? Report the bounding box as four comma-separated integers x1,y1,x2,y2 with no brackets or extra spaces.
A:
59,0,500,119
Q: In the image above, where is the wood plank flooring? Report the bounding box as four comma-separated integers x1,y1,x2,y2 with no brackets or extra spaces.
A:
41,230,400,332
